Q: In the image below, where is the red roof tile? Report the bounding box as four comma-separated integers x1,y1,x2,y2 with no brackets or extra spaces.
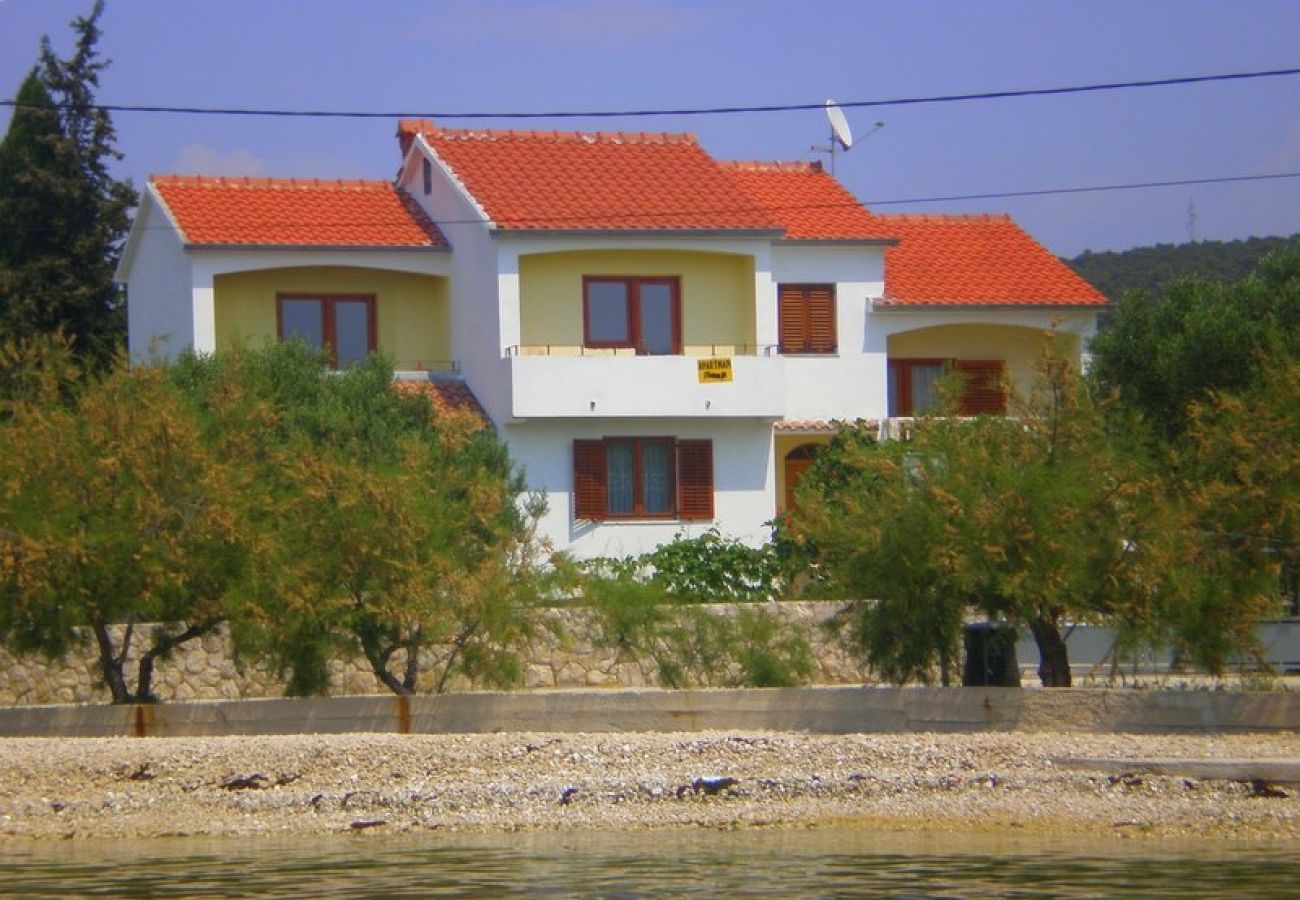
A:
871,215,1107,307
720,161,885,241
404,120,782,232
393,378,487,423
151,175,447,248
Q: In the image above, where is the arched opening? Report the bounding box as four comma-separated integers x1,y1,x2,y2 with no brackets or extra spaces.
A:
783,443,822,513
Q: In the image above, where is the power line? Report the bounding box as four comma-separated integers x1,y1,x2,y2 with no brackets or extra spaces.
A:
4,67,1299,121
865,171,1300,207
113,170,1300,233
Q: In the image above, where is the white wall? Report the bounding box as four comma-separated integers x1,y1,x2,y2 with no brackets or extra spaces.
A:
401,139,512,425
505,417,777,559
124,199,195,362
772,243,888,421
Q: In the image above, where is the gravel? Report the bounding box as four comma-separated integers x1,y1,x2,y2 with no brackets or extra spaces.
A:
0,731,1295,841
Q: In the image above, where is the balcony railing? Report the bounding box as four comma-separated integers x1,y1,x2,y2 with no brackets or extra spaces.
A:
505,344,778,358
389,359,460,374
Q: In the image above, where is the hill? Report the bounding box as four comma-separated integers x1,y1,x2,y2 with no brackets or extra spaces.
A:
1065,234,1300,302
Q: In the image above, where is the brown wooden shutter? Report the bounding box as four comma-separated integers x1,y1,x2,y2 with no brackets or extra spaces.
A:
778,284,836,354
777,286,806,353
676,439,714,521
954,360,1006,415
805,285,836,353
573,439,607,520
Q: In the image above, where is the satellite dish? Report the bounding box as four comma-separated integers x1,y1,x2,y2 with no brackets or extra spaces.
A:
825,100,853,150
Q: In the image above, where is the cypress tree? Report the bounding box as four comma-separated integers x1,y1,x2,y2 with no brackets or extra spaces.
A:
0,1,136,368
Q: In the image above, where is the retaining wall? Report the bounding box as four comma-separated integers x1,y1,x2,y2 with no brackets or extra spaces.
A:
0,687,1294,738
0,602,864,705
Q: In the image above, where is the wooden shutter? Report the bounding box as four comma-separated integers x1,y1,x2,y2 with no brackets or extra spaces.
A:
954,360,1006,415
777,286,806,353
778,284,836,354
573,439,607,520
676,439,714,521
804,285,836,353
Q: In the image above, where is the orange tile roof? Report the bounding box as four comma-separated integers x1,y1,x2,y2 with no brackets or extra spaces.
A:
393,378,487,423
720,161,885,241
403,120,782,232
871,215,1107,307
151,175,447,247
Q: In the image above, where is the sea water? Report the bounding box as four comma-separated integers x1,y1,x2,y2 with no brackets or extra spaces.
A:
0,829,1294,897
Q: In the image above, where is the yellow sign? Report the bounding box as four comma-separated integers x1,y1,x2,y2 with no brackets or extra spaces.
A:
697,357,733,383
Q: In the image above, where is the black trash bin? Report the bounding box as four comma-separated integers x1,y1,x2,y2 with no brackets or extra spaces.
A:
962,623,1020,687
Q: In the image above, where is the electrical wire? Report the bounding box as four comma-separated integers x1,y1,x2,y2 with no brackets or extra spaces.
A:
3,67,1299,121
109,170,1300,233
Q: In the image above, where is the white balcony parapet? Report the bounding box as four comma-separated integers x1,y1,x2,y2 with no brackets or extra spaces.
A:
507,349,785,419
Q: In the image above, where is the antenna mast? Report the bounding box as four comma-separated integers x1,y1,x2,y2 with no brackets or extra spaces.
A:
812,100,882,175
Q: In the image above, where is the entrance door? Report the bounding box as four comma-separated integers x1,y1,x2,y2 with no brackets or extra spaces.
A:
782,443,821,513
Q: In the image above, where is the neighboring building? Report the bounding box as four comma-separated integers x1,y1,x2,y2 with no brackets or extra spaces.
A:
119,121,1107,559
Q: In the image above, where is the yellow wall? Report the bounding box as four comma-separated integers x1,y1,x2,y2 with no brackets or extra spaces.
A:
518,250,755,352
214,266,449,368
887,324,1079,402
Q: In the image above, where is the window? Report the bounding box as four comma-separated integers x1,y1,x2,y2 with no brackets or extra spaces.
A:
583,276,680,355
573,438,713,520
421,158,433,195
778,283,836,354
888,358,1006,416
276,294,376,369
888,359,945,416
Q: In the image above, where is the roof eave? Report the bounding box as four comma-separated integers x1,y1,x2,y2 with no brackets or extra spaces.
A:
184,242,450,252
872,299,1111,311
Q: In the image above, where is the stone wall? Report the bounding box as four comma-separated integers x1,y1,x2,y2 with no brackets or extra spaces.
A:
0,602,865,705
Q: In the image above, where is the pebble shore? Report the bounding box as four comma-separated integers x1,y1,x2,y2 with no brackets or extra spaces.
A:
0,731,1295,841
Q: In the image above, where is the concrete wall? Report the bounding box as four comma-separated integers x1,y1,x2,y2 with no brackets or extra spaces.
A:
0,602,861,707
0,686,1294,739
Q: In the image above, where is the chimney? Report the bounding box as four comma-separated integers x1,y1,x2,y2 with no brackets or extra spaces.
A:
397,119,433,158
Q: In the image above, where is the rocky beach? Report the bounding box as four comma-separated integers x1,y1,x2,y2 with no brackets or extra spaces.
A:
0,730,1295,842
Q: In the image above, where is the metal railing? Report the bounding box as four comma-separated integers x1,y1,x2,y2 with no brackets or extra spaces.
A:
504,344,779,358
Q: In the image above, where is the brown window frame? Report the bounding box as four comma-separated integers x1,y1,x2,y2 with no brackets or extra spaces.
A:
582,275,682,355
573,437,713,521
778,283,837,354
888,358,1006,416
275,294,377,369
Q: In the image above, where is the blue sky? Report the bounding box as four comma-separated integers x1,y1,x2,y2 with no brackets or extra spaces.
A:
2,0,1298,257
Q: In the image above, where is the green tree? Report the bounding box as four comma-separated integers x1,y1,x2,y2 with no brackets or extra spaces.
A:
1162,362,1300,665
0,1,136,368
0,339,246,703
1089,243,1300,440
785,346,1165,687
171,343,548,696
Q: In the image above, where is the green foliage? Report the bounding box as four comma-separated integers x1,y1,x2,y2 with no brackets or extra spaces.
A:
0,2,136,368
1067,234,1299,302
640,529,780,602
0,337,245,702
1088,242,1300,440
171,342,546,696
785,342,1169,687
580,568,813,689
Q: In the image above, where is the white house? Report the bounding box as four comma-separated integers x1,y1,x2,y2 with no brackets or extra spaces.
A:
119,120,1107,559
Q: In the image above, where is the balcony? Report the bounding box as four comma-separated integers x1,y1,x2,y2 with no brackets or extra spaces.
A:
506,344,786,419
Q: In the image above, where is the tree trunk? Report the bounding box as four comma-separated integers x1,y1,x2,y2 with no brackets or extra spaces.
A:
1029,617,1072,687
135,621,218,703
359,632,414,696
91,621,132,704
